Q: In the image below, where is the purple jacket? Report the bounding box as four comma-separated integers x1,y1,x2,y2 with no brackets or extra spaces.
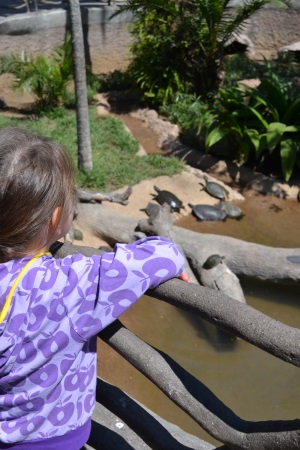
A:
0,237,185,449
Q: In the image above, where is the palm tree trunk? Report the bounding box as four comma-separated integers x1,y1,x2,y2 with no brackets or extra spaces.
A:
67,0,93,172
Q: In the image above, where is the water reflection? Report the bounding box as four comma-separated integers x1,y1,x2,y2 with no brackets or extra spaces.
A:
98,194,300,447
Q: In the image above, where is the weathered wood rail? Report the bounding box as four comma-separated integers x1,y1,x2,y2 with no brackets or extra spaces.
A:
56,243,300,449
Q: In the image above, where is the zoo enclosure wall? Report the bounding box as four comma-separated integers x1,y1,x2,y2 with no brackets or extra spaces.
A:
0,2,300,71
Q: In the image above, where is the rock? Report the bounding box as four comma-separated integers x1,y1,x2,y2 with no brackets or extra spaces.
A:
130,108,180,148
278,41,300,60
225,33,255,57
94,93,111,115
238,78,261,89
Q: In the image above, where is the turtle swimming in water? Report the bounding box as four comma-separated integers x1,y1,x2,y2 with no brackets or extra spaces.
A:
199,175,229,201
217,201,244,220
152,186,184,212
188,203,227,222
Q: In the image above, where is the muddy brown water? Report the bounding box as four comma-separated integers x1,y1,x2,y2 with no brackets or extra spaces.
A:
97,115,300,447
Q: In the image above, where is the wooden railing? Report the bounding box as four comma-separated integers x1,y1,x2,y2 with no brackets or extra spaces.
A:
55,243,300,450
96,288,300,449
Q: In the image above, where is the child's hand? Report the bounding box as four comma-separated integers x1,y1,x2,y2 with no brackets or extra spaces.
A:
178,271,191,282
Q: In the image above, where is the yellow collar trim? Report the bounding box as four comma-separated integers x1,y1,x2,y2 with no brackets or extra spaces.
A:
0,251,51,325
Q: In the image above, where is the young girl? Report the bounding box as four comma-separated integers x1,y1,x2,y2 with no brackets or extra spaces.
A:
0,127,188,449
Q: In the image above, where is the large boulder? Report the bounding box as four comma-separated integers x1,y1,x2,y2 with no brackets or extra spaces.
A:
278,41,300,60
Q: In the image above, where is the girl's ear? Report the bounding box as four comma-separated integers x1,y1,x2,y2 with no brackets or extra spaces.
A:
50,207,62,231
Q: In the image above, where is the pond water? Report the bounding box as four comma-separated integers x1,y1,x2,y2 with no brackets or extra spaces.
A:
97,193,300,447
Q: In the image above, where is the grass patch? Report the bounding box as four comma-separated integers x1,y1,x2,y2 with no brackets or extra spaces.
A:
0,108,185,192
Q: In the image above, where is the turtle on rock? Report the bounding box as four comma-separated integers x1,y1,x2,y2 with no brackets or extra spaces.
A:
152,186,184,212
200,254,247,305
217,201,244,220
188,203,227,222
199,175,229,201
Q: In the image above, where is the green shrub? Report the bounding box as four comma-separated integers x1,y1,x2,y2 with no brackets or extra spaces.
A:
97,70,135,92
160,93,214,147
113,0,289,104
223,54,261,87
127,10,189,105
0,34,73,112
223,53,300,89
202,71,300,181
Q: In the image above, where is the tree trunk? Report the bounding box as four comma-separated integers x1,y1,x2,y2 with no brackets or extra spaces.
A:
67,0,93,172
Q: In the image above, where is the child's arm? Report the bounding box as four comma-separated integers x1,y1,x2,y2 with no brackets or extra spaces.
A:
61,236,186,339
178,271,191,282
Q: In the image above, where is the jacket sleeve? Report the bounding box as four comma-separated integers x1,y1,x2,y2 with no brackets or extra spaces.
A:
61,236,185,340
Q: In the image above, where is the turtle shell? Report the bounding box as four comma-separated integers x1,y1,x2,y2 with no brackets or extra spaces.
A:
202,254,225,270
153,186,184,212
200,175,229,201
188,203,227,221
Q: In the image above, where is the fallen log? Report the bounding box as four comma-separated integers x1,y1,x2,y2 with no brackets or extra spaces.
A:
76,203,300,285
77,186,132,205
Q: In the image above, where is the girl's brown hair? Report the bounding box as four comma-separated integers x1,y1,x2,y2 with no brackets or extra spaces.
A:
0,127,77,262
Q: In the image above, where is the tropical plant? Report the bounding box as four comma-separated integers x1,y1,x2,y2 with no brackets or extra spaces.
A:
126,9,190,105
160,93,214,146
223,52,300,89
0,34,73,111
112,0,290,103
202,71,300,181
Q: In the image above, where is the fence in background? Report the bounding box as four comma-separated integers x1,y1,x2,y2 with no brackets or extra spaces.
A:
0,0,119,14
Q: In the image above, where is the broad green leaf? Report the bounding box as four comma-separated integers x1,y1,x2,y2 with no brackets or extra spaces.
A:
266,122,287,152
259,79,288,117
280,139,298,181
257,134,267,158
245,129,260,152
240,139,251,161
205,127,228,150
283,98,300,125
285,125,300,133
246,105,269,129
296,153,300,171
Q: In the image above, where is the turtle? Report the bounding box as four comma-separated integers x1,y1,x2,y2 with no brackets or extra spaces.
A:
98,245,112,253
202,254,225,270
140,202,161,217
287,255,300,264
152,186,184,212
199,175,229,201
217,200,244,220
73,228,84,241
201,254,247,305
188,203,227,221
